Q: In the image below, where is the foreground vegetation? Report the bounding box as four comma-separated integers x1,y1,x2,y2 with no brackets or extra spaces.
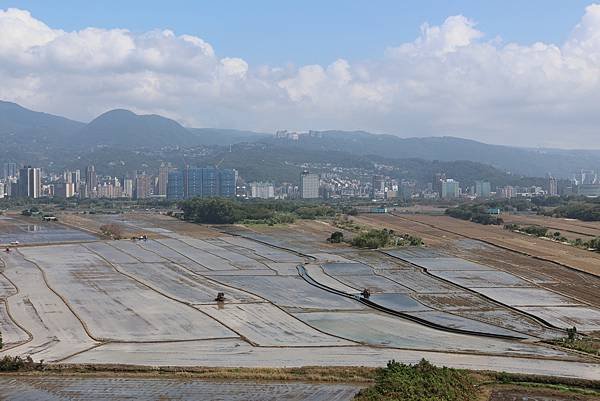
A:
354,359,477,401
0,358,597,400
0,356,43,372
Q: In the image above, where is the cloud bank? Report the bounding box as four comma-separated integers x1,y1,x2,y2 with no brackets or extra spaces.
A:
2,6,600,148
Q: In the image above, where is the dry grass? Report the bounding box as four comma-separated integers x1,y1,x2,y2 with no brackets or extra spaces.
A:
2,364,599,400
5,364,378,384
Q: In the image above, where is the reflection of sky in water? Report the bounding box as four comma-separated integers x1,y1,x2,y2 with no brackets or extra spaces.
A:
0,222,95,244
408,310,525,338
0,377,361,401
369,293,430,312
322,262,373,275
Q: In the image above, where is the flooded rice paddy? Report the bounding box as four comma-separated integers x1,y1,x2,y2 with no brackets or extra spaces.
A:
0,376,362,401
0,213,598,381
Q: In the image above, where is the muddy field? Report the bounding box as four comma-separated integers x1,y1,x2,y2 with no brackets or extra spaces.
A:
0,376,363,401
357,214,600,305
360,213,600,276
502,213,600,240
0,213,599,382
0,215,96,245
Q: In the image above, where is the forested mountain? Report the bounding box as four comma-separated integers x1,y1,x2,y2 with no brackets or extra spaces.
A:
1,100,598,180
0,100,84,145
265,131,600,178
78,109,196,148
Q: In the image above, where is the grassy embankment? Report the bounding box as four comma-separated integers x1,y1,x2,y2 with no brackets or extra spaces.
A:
1,358,598,400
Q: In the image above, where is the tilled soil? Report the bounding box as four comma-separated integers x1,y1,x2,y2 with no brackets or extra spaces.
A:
356,214,600,308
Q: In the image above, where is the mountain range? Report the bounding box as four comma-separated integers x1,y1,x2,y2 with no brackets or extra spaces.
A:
1,100,599,178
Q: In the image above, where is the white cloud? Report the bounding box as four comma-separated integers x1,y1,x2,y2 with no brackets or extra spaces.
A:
2,6,600,147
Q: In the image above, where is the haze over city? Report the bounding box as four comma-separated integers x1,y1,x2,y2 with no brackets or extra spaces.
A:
1,1,600,147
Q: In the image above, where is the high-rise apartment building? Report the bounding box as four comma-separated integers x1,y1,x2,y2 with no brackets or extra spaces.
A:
371,175,385,198
123,178,134,198
433,173,446,197
498,186,515,198
475,180,491,198
157,164,170,197
85,165,97,196
3,162,17,180
55,182,75,198
219,169,238,198
250,182,275,199
17,166,41,198
441,179,460,199
72,170,81,192
62,169,81,194
167,167,237,200
300,171,320,199
167,171,185,200
548,177,558,196
200,167,219,197
135,173,152,199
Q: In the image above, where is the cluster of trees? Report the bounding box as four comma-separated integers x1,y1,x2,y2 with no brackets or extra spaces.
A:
549,326,599,356
505,223,569,241
178,198,336,225
354,359,477,401
349,228,422,249
504,224,549,238
544,201,600,221
445,205,503,225
505,223,600,252
0,355,43,372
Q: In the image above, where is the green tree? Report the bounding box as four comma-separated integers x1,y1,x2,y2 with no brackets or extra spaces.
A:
328,231,344,243
355,359,477,401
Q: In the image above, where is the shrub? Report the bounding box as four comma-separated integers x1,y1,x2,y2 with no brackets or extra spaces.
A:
328,231,344,243
504,223,519,231
354,359,478,401
351,229,394,249
0,355,43,372
521,225,548,237
100,223,124,240
350,229,423,249
446,205,502,225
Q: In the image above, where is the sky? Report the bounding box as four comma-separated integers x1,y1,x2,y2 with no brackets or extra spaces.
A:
0,1,599,148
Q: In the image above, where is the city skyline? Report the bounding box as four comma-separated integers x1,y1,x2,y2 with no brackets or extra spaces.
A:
3,158,589,200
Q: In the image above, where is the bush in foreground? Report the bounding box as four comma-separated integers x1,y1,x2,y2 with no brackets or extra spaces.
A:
0,355,43,372
354,359,477,401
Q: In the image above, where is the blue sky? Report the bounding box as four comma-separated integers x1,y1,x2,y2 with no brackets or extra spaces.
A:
0,0,592,65
2,1,600,148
